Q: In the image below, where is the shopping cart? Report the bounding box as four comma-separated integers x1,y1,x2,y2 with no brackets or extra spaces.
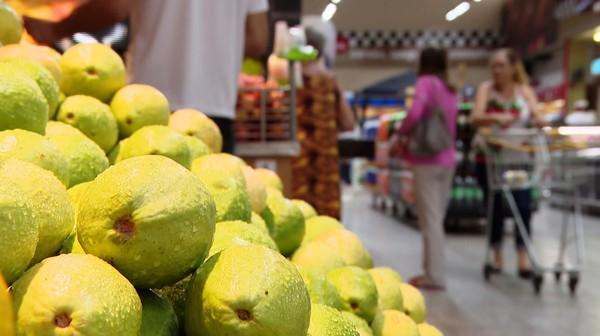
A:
480,128,585,294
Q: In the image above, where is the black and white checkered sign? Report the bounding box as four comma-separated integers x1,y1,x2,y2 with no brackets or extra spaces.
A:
340,29,502,50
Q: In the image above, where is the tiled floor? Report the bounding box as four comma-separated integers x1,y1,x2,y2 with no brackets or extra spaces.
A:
342,187,600,336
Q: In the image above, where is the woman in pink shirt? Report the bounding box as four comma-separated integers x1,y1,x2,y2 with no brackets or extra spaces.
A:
392,48,458,289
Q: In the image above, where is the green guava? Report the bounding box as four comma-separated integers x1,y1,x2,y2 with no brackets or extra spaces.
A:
341,312,374,336
208,220,278,258
185,245,310,336
299,269,344,310
0,129,70,186
0,66,48,134
0,158,74,264
169,108,222,153
243,166,267,213
111,84,170,137
112,125,192,168
46,121,109,187
139,290,180,336
56,94,119,152
77,155,216,288
0,3,22,45
292,241,347,274
308,303,359,336
60,43,126,102
418,323,443,336
0,160,38,284
191,154,252,222
255,168,283,191
292,199,318,219
0,58,59,118
400,283,427,324
11,254,142,336
302,215,344,244
327,266,379,323
368,267,404,312
184,135,210,161
314,229,373,269
260,188,305,256
250,212,269,234
371,310,419,336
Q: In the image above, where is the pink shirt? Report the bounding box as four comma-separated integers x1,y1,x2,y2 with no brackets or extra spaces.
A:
397,75,458,168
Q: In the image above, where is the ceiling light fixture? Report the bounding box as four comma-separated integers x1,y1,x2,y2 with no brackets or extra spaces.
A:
332,0,342,4
593,29,600,43
446,1,471,21
322,3,338,21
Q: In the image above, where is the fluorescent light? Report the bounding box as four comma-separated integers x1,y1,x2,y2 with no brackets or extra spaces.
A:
557,126,600,136
474,0,482,2
332,0,342,3
322,3,337,21
593,30,600,43
73,33,98,44
446,1,471,21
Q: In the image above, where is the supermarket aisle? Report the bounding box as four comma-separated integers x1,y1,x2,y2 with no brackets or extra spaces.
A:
342,187,600,336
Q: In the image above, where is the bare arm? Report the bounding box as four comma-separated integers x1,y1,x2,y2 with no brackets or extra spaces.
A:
24,0,133,45
244,11,269,58
338,88,355,131
470,82,514,127
521,85,546,126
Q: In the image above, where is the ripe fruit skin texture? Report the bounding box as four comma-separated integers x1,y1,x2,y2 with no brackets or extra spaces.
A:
77,155,216,288
185,245,311,336
0,158,73,265
56,95,119,152
112,125,192,168
46,121,109,187
372,310,419,336
0,129,70,186
261,188,305,257
11,254,142,336
0,160,39,284
308,303,359,336
327,266,379,323
111,84,170,138
169,109,223,153
368,267,404,312
139,290,180,336
0,67,48,134
59,43,126,102
315,229,374,269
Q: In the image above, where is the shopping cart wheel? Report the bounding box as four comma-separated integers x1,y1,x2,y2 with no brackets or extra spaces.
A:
568,274,579,295
554,271,562,283
532,274,543,294
483,264,493,281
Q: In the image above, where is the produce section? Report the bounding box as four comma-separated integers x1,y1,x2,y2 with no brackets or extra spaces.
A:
0,5,443,336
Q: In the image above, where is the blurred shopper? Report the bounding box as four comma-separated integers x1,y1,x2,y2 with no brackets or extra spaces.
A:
292,27,354,219
471,48,544,278
391,48,458,289
24,0,269,153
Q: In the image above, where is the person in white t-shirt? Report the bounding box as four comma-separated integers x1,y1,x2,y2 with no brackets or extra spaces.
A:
25,0,269,153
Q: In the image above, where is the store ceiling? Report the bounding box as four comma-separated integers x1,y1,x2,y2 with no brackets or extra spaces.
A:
302,0,505,31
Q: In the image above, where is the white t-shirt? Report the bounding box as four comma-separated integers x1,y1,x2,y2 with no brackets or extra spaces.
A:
129,0,268,119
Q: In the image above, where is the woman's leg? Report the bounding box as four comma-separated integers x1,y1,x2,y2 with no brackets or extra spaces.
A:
476,162,504,268
512,189,532,271
413,165,451,286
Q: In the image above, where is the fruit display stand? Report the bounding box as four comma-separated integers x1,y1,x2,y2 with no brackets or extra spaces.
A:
235,63,300,198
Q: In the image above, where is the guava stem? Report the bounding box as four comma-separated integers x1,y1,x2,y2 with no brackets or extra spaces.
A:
114,216,135,239
236,309,252,321
54,314,71,328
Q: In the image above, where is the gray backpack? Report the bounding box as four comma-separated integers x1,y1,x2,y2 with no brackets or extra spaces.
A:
408,81,453,157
